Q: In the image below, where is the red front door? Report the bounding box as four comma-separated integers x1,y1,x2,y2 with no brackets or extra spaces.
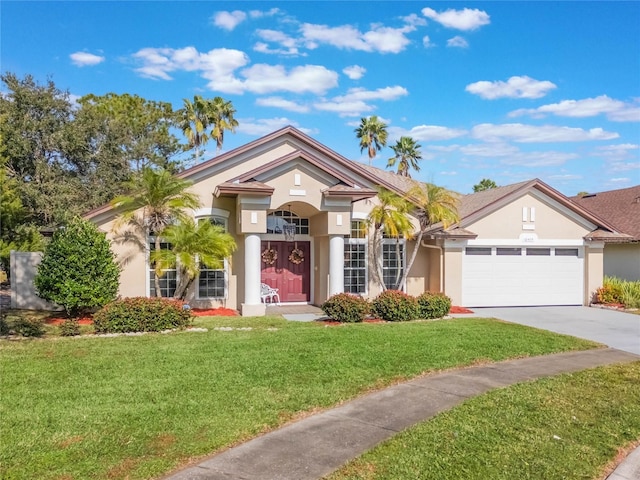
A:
261,241,310,302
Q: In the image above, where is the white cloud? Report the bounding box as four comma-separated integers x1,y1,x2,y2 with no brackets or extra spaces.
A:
389,125,467,141
343,65,366,80
212,10,247,31
509,95,640,122
471,123,619,143
315,86,408,117
70,51,105,67
300,23,414,54
593,143,639,160
237,117,316,136
314,100,374,117
500,151,579,167
447,36,469,48
401,13,427,26
422,36,435,48
256,96,310,113
254,29,301,56
249,8,280,19
466,76,557,100
439,171,458,176
337,86,408,102
460,142,519,157
132,46,337,95
422,7,490,31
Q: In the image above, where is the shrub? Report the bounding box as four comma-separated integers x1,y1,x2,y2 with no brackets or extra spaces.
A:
600,276,640,309
321,293,369,323
35,217,120,316
59,319,81,337
12,316,45,337
93,297,193,334
371,290,418,322
0,316,9,335
417,292,452,319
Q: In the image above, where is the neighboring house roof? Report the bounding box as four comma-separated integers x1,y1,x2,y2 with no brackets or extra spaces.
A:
570,185,640,241
425,178,625,241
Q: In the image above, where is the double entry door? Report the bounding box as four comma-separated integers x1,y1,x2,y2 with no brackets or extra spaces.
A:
260,241,310,303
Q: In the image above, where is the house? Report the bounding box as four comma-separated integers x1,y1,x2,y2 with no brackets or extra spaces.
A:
570,185,640,281
86,127,624,314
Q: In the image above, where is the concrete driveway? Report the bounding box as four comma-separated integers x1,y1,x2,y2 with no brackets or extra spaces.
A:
471,306,640,355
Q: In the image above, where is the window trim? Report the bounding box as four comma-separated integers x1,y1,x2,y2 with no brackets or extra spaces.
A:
381,237,406,291
147,233,178,298
344,220,368,295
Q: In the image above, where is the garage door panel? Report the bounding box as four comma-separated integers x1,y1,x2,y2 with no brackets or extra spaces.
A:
462,246,583,307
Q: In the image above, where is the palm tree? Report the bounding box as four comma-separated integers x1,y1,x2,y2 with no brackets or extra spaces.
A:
208,96,238,154
151,218,236,299
396,183,459,291
355,115,388,165
179,95,210,163
111,167,201,297
367,188,414,290
387,136,422,178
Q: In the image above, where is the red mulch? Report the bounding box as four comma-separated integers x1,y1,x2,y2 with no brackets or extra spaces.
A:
450,306,474,314
191,308,239,317
45,317,93,326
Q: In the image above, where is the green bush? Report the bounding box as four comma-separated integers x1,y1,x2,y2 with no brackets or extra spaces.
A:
59,319,81,337
93,297,193,334
600,276,640,309
0,316,10,335
371,290,419,322
417,292,452,319
12,316,45,337
35,217,120,316
321,293,369,323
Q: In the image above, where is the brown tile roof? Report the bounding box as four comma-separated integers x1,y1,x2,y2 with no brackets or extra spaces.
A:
570,185,640,240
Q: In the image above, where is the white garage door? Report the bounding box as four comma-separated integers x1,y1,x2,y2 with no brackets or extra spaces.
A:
462,246,584,307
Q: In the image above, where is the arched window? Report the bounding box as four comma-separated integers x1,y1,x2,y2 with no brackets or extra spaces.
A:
266,210,309,235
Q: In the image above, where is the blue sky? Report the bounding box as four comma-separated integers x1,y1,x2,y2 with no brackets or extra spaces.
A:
2,1,639,195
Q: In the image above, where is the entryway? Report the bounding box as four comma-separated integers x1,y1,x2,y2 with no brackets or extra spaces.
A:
261,241,310,303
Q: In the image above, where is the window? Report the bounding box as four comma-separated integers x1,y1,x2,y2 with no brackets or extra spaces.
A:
148,235,177,298
344,220,367,294
496,247,522,256
555,248,579,257
382,240,404,290
267,210,309,235
198,216,227,299
526,248,550,256
466,247,492,256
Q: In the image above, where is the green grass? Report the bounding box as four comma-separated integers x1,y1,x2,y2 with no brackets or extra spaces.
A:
0,316,599,479
328,362,640,480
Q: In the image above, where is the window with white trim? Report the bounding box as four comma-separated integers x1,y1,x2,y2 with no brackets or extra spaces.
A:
197,215,228,299
344,220,367,294
267,210,309,235
382,235,405,290
148,234,177,298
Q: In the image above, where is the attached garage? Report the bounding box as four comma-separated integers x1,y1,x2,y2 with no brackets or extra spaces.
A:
462,246,584,307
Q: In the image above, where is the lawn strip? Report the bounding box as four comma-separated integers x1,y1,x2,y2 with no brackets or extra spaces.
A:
0,317,598,479
327,361,640,480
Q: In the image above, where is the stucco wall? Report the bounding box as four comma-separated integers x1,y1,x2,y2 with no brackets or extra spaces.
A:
604,243,640,281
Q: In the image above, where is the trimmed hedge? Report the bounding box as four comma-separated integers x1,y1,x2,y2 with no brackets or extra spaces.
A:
93,297,193,334
321,293,369,323
417,292,452,319
371,290,419,322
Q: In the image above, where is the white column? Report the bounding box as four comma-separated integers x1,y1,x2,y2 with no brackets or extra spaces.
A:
329,235,344,297
242,234,265,316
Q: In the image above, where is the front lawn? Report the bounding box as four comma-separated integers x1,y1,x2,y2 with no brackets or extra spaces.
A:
0,316,598,479
328,361,640,480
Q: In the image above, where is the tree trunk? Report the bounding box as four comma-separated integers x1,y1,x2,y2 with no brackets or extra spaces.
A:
371,226,386,291
396,230,424,292
153,235,162,297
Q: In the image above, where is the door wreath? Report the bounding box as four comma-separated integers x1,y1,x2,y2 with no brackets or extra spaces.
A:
261,242,277,265
288,243,304,264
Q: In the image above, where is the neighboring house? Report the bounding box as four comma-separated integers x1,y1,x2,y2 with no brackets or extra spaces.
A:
85,127,623,314
570,185,640,281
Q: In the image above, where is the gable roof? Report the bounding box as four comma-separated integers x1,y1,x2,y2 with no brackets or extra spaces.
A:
570,185,640,241
425,178,625,240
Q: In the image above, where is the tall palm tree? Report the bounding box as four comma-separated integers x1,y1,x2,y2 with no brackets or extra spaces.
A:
367,188,414,291
208,96,238,154
151,218,236,299
355,115,388,165
387,136,422,178
179,95,210,163
396,183,459,291
111,167,201,296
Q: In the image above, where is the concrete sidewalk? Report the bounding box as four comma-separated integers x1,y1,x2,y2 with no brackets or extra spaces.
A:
165,348,639,480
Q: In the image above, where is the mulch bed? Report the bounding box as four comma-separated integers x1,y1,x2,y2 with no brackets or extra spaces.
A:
450,306,474,314
191,308,239,317
45,317,93,326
